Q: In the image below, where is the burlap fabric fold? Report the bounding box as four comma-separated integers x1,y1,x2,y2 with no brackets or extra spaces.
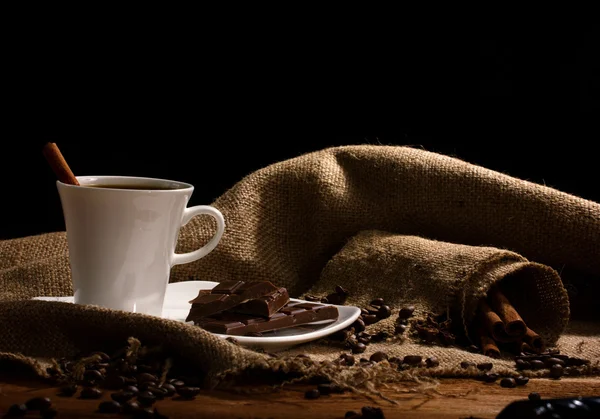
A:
1,145,599,388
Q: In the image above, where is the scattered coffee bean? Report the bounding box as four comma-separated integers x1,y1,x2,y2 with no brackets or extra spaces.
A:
500,377,516,388
528,392,541,401
549,364,564,379
58,383,78,397
160,383,177,397
388,357,401,364
376,305,392,319
137,390,156,406
111,390,135,403
370,298,385,306
362,314,379,325
398,306,415,319
460,361,476,369
476,362,493,371
358,336,371,345
371,331,389,342
394,324,407,335
352,319,366,333
529,360,545,370
124,385,139,395
5,404,27,417
122,400,141,414
339,354,355,366
40,407,58,419
351,342,367,354
98,400,121,413
481,372,499,383
80,387,103,399
514,376,529,386
370,351,388,363
361,405,385,419
25,397,52,411
515,359,530,370
137,373,158,384
425,356,440,368
304,388,320,399
544,357,566,367
403,355,422,365
176,386,201,399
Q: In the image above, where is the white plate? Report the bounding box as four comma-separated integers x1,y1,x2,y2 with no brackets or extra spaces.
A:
32,280,361,351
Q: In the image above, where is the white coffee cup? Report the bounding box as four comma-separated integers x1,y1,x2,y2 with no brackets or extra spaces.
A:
57,175,225,316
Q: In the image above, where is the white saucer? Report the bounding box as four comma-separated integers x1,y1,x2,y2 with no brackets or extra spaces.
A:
32,281,361,351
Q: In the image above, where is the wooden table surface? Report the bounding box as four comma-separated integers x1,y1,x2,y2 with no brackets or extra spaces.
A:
1,375,599,418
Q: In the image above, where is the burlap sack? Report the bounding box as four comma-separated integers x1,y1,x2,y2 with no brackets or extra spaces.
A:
1,145,599,388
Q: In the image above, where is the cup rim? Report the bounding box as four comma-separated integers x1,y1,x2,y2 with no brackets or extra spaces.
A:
57,175,194,192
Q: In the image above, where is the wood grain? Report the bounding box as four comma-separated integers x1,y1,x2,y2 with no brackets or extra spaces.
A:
0,376,598,418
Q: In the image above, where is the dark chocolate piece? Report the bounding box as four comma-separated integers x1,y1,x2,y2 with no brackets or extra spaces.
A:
186,281,278,321
195,302,339,335
229,287,290,318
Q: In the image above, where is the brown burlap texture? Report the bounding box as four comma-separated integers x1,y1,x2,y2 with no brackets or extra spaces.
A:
1,145,599,389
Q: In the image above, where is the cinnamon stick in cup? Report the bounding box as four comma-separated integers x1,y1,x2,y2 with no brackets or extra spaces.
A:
43,142,79,186
489,287,526,337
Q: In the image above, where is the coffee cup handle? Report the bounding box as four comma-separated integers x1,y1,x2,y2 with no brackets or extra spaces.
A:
170,205,225,266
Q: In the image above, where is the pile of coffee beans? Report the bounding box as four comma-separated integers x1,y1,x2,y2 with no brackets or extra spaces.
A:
513,348,591,379
43,342,206,418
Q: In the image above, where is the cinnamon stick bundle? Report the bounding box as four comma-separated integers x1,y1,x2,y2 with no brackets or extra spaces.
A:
523,326,545,353
477,299,519,343
489,287,526,337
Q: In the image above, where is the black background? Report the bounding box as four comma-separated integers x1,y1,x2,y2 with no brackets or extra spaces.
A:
1,29,598,240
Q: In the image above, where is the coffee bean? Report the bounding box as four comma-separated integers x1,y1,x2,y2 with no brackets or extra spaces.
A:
85,368,105,380
529,360,545,370
528,392,541,401
549,364,564,379
477,362,493,371
352,319,366,333
371,331,389,342
25,397,52,411
370,298,385,306
304,389,320,399
137,373,158,384
515,359,530,370
160,383,177,397
351,342,367,354
394,324,407,335
460,361,476,369
58,383,78,397
103,374,126,390
566,357,591,367
398,305,415,319
111,391,135,403
358,336,371,345
176,386,201,399
515,376,529,386
139,381,157,391
98,400,121,413
169,379,185,388
544,357,566,367
376,305,392,320
403,355,422,365
80,387,103,399
425,356,439,368
5,404,27,417
340,354,355,366
500,377,516,388
137,390,156,406
124,385,139,395
132,407,155,419
40,407,58,419
361,405,385,419
370,352,388,363
122,400,141,415
326,293,347,305
481,372,499,383
148,386,168,399
362,314,379,325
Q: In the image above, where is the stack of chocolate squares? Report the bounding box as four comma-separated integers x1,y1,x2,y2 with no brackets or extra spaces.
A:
185,281,340,336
